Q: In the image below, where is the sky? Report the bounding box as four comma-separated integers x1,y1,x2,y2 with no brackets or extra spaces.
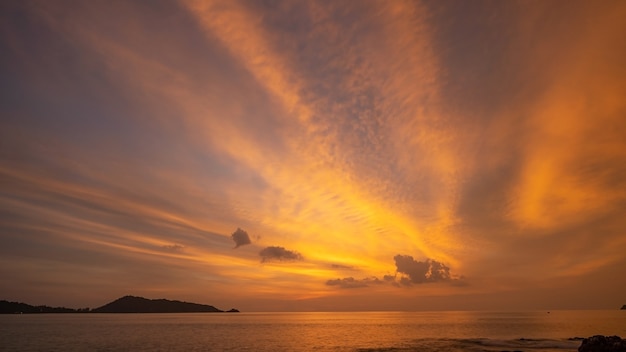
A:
1,0,625,312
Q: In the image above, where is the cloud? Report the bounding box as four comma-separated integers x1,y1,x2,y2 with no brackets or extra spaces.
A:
259,246,303,263
383,274,395,282
327,256,462,289
331,263,354,270
393,255,453,285
326,277,384,289
231,228,251,248
161,244,185,252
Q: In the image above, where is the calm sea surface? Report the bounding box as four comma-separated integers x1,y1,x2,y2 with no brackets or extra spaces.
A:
1,311,624,351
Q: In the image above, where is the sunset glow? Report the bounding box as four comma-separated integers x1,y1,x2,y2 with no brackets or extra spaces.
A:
1,0,625,311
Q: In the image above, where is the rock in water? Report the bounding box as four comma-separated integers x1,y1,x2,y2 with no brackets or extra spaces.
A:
578,335,626,352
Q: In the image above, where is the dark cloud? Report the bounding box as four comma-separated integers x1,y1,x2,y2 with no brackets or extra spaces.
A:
259,246,303,263
231,228,251,248
326,277,384,289
383,274,395,282
393,255,452,285
327,256,462,289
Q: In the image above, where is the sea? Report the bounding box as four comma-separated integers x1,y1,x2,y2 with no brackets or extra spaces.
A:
1,310,624,351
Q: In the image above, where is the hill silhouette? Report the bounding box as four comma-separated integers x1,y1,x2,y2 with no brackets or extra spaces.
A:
2,296,238,314
92,295,226,313
0,300,88,314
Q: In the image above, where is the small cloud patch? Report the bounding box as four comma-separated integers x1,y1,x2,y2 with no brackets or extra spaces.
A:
231,228,252,248
325,255,464,290
259,246,303,263
393,255,453,285
326,277,384,289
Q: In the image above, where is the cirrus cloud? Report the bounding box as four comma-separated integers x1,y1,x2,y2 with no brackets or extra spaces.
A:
326,276,386,289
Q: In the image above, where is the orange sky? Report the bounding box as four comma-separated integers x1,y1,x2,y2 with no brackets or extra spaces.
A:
1,0,625,311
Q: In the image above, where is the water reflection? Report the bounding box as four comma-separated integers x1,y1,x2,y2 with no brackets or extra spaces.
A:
0,311,624,351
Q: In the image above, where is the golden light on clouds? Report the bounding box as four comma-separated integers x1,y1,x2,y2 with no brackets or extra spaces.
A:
1,0,625,311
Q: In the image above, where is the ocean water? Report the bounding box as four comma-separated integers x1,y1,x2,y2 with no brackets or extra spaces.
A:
0,310,624,351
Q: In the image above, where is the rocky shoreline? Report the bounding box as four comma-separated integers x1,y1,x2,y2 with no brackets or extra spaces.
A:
578,335,626,352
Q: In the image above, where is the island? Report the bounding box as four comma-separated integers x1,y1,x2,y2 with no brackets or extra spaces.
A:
92,295,231,313
1,295,239,314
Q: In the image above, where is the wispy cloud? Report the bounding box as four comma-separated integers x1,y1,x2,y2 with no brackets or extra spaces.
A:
326,277,386,289
1,0,625,310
